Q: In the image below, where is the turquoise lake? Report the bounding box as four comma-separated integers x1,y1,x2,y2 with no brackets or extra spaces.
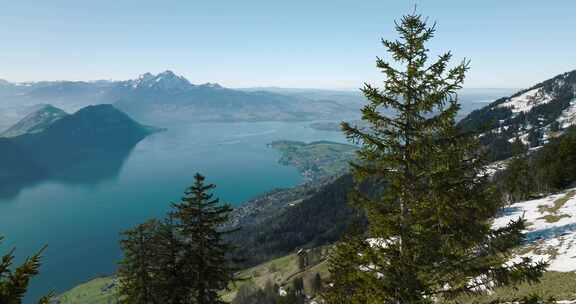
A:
0,121,347,303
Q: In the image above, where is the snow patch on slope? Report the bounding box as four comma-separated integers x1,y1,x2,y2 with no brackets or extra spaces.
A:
498,88,554,113
557,98,576,129
494,188,576,272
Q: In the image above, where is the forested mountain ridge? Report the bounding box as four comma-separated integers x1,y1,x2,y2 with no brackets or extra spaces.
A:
459,69,576,160
225,175,339,231
15,104,157,149
0,104,68,138
0,105,158,198
228,174,360,266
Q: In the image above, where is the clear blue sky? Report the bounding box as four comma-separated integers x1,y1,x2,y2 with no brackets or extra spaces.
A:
0,0,575,89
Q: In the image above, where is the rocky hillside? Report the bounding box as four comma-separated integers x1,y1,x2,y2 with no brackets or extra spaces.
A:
459,69,576,160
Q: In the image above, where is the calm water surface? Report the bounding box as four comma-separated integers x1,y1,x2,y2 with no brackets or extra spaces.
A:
0,121,346,303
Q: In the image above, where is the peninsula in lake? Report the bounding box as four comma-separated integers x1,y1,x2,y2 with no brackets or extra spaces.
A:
269,140,357,181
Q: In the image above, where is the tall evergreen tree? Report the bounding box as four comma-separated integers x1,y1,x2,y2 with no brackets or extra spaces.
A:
171,173,238,304
325,13,546,303
0,236,51,304
118,219,163,304
501,156,531,203
153,215,189,304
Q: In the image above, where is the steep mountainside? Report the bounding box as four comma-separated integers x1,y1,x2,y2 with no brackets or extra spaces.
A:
0,104,68,137
229,174,365,266
459,69,576,160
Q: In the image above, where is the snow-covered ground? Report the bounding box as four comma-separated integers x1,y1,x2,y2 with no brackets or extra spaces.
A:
494,188,576,271
498,88,554,113
485,160,508,176
558,98,576,129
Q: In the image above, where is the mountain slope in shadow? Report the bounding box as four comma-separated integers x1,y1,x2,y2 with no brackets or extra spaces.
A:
0,104,159,200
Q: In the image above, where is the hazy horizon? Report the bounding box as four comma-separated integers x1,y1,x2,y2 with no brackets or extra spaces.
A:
0,71,520,91
0,1,575,89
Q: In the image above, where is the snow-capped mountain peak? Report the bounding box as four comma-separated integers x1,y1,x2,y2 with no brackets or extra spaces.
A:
199,82,223,89
129,70,193,91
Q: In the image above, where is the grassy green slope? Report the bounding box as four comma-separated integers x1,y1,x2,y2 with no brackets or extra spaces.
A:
57,250,330,304
57,277,118,304
58,250,576,303
459,271,576,303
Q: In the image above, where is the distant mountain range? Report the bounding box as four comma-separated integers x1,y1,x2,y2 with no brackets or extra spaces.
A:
0,104,158,198
110,71,358,124
0,71,517,132
0,71,359,127
459,69,576,160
